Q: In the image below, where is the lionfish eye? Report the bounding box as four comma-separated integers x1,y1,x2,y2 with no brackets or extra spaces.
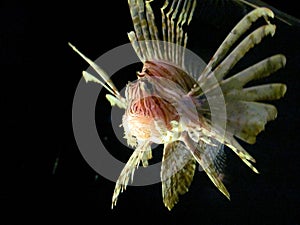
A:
136,71,145,78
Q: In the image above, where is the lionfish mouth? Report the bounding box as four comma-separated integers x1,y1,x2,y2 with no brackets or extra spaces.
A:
70,0,287,211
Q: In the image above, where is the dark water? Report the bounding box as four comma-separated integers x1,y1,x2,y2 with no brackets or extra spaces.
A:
2,1,300,224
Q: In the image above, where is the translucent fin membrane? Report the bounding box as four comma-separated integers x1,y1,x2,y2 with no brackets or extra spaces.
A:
181,133,231,199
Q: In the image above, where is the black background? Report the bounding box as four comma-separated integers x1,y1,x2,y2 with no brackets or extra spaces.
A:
1,0,300,224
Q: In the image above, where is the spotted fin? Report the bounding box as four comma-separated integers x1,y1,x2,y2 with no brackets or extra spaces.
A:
161,141,196,210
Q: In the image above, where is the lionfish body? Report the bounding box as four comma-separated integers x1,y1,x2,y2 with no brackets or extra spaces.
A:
70,0,287,210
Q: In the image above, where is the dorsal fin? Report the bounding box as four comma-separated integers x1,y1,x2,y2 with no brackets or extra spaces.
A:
127,0,197,71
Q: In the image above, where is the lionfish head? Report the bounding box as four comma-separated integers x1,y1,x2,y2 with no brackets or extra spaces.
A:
122,60,197,145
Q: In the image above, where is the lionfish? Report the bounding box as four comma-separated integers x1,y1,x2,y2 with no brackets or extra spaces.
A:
69,0,287,210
